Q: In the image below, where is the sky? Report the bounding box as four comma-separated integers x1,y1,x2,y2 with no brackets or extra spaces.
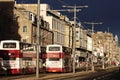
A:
16,0,120,40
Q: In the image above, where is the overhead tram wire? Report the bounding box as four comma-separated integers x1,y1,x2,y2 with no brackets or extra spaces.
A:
57,0,68,5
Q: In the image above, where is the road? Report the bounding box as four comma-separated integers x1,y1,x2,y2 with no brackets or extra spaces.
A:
50,66,119,80
0,66,119,80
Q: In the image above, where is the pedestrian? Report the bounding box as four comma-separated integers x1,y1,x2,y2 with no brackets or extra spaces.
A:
42,62,46,73
0,60,7,75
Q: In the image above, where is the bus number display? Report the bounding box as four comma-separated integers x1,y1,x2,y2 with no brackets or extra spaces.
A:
49,47,60,51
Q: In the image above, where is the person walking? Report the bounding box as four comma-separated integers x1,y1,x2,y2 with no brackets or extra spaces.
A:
0,59,7,75
42,62,46,73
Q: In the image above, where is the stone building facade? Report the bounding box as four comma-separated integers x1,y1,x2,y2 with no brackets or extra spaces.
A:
15,4,73,48
93,31,119,64
14,5,53,45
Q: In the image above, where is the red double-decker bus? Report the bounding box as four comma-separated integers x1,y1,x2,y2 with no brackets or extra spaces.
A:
46,44,72,72
0,40,45,74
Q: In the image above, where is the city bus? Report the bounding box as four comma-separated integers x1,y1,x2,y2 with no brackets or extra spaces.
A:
46,44,72,72
0,40,45,74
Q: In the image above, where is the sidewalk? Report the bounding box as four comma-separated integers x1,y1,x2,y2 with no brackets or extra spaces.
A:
15,70,95,80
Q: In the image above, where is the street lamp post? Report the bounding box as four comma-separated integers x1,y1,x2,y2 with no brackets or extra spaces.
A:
84,22,102,71
63,5,88,73
36,0,40,79
102,44,105,69
99,41,105,69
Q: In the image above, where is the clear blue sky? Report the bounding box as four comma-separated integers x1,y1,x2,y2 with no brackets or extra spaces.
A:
17,0,120,41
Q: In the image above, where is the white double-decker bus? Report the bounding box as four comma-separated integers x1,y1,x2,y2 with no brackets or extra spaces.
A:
0,40,45,74
46,44,72,72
